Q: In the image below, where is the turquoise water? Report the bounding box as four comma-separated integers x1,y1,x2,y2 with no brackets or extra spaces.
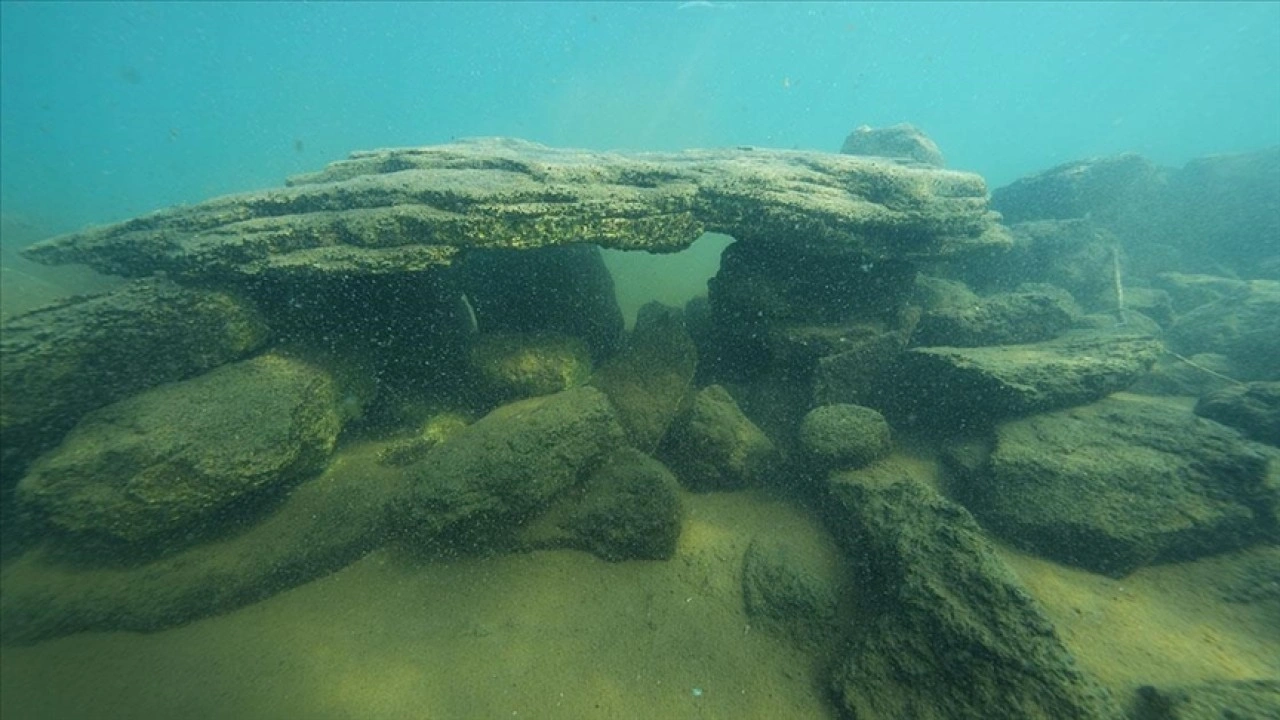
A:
2,2,1277,233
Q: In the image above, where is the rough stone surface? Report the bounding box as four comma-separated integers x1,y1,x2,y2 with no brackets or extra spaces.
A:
376,412,472,468
840,123,945,168
826,464,1117,720
992,152,1165,225
1123,286,1175,328
887,330,1163,428
740,535,842,651
519,448,682,562
1195,381,1280,447
912,273,980,309
24,138,1008,281
703,238,920,381
3,385,627,644
1129,352,1238,398
402,386,626,542
953,394,1274,576
1167,279,1280,381
1130,680,1280,720
1151,272,1251,314
660,384,776,491
16,353,343,548
810,323,916,408
469,331,593,402
1,442,411,645
798,403,892,471
992,148,1279,281
911,287,1079,347
944,220,1124,308
590,302,697,452
0,278,268,485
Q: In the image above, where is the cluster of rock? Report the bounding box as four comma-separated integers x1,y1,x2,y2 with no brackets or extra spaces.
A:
2,131,1277,718
1,136,1002,625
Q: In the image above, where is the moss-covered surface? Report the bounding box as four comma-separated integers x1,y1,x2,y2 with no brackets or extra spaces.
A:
797,403,892,471
954,394,1274,577
912,286,1080,347
24,138,1008,282
0,278,269,485
590,302,698,451
400,386,626,543
1,440,411,644
888,330,1164,427
740,534,846,654
826,463,1118,720
469,331,593,402
1194,381,1280,446
2,386,624,644
660,384,776,492
520,448,683,562
1167,279,1280,382
16,353,342,549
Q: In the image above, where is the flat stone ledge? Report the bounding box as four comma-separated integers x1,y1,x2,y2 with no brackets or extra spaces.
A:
25,138,1009,281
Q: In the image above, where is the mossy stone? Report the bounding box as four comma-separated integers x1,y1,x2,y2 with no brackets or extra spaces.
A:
799,403,892,471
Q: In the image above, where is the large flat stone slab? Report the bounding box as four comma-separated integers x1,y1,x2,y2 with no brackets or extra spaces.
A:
24,138,1008,281
889,330,1162,427
951,394,1274,577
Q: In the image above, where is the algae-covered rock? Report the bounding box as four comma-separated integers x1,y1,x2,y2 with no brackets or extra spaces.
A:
590,302,697,451
470,331,592,402
1212,545,1280,605
888,330,1163,428
826,464,1117,720
519,448,682,562
660,384,776,491
24,138,1009,282
2,386,626,645
810,323,915,408
955,394,1273,576
911,287,1079,347
1195,381,1280,447
401,386,626,542
0,278,268,482
946,220,1124,307
1124,286,1175,328
1159,146,1280,277
376,412,472,467
1167,279,1280,381
992,152,1164,225
840,123,944,167
1129,352,1237,398
702,238,922,382
1151,272,1249,314
2,442,411,645
17,353,342,547
798,403,892,472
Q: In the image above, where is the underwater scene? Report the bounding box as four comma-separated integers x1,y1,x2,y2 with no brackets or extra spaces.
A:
1,3,1278,719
